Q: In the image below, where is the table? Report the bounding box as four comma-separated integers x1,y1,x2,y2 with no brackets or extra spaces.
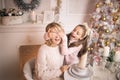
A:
64,65,117,80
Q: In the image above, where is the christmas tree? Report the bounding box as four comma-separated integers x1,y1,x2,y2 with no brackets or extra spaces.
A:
88,0,120,63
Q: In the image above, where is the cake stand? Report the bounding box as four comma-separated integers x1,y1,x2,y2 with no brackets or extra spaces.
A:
64,64,93,80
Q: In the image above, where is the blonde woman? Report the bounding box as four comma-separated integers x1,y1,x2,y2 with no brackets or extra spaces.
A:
35,22,67,80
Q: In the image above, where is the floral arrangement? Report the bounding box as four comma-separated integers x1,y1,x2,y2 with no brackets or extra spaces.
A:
0,8,24,17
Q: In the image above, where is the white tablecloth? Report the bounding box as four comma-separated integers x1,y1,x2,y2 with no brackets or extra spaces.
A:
64,65,117,80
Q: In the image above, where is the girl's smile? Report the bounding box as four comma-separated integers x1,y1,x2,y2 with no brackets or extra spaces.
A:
70,26,84,40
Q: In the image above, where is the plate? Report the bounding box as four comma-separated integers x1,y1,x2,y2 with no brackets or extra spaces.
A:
68,66,93,78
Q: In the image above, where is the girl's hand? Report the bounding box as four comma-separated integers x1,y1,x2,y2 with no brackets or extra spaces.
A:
59,29,65,38
60,65,69,72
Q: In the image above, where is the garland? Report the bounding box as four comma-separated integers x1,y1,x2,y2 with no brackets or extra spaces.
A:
14,0,40,11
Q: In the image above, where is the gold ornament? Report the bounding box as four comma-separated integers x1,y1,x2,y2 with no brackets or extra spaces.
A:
87,47,91,51
113,15,119,22
96,2,102,8
101,15,106,21
96,4,100,8
87,47,93,51
104,41,110,46
105,29,110,33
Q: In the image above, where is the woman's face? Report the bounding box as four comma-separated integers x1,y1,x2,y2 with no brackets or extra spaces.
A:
70,26,85,40
48,28,62,45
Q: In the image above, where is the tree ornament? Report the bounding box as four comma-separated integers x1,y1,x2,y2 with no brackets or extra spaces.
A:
104,40,110,46
87,47,91,51
88,47,93,51
101,15,106,21
113,15,119,22
96,3,100,8
105,29,110,33
14,0,40,11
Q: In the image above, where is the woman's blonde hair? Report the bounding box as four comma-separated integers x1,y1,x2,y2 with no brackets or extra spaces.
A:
45,22,63,46
45,22,63,33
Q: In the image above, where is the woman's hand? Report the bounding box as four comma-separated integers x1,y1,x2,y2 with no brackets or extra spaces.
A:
60,65,69,72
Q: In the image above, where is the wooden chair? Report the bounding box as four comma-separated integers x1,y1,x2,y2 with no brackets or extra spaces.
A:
19,45,41,80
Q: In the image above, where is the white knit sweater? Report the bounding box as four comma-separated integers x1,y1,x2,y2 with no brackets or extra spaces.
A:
35,44,64,80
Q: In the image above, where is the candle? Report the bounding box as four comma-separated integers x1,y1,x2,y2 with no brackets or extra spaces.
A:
30,11,36,22
114,51,120,62
103,46,110,57
78,52,88,69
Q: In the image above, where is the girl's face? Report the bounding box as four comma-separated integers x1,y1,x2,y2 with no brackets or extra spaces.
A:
70,26,85,40
48,27,62,45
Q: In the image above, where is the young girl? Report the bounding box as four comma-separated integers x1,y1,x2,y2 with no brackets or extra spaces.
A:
60,24,89,67
35,22,66,80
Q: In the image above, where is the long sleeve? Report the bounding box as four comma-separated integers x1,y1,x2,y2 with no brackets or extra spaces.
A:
60,35,82,55
35,45,63,80
60,35,83,65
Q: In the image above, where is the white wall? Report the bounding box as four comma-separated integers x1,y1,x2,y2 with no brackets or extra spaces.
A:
59,0,96,32
0,0,5,9
0,0,96,79
0,24,46,80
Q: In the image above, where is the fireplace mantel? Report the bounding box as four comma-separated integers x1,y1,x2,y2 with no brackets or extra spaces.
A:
0,22,47,33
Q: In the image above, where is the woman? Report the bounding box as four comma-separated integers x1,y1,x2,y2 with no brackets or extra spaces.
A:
35,22,67,80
